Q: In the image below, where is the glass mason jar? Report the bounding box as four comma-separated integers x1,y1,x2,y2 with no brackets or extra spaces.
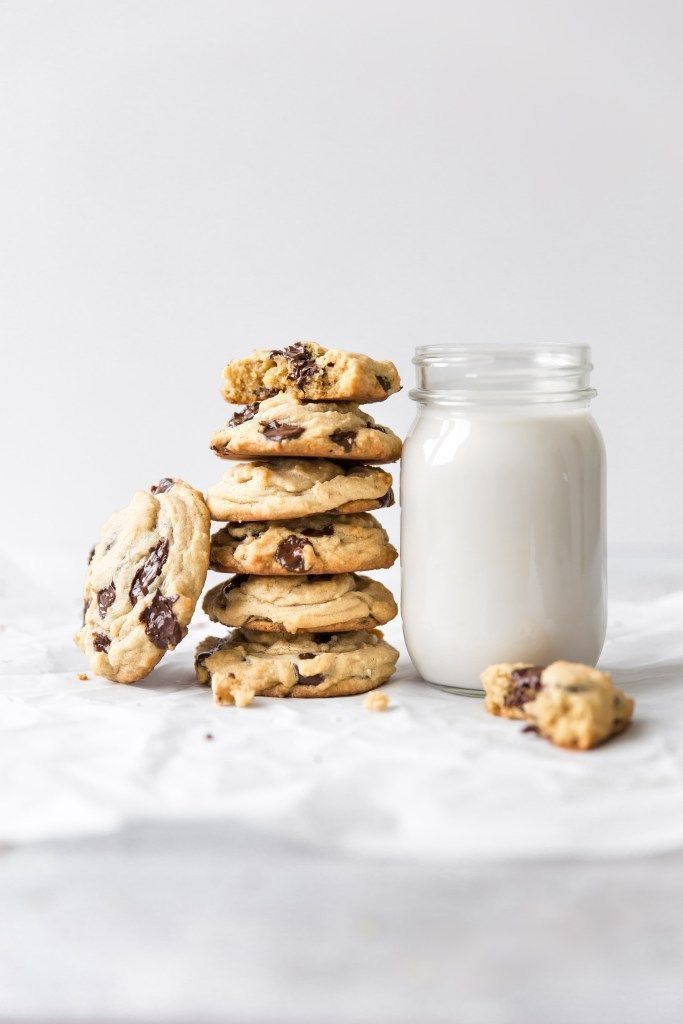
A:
400,345,606,695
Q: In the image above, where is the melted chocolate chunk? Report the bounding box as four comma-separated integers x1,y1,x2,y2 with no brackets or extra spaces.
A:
275,535,310,572
260,420,305,441
220,575,247,604
272,343,321,387
505,666,546,709
140,592,183,650
129,539,170,605
298,652,316,660
228,403,260,428
521,724,539,734
87,545,96,564
376,374,392,392
151,478,174,494
97,583,116,619
294,665,326,686
329,429,357,453
373,424,388,433
302,523,334,538
378,487,395,508
92,632,110,653
196,637,229,665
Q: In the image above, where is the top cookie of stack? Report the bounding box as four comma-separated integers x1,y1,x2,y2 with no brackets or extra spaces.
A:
199,341,402,706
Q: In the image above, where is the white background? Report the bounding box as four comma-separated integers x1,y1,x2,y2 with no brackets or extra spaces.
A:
1,0,682,594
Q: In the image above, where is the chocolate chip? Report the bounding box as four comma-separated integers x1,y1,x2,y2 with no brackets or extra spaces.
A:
196,637,228,665
376,374,392,392
302,523,334,537
378,487,395,508
87,545,96,564
274,342,321,387
521,724,539,734
151,478,174,494
373,424,389,433
228,403,260,427
298,653,316,660
275,535,310,572
97,583,116,619
294,665,325,686
260,420,305,441
140,592,183,649
129,539,170,605
505,666,545,709
92,632,110,653
220,575,248,604
329,429,357,452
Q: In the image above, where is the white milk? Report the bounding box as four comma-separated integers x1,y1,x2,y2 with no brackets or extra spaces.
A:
400,347,606,693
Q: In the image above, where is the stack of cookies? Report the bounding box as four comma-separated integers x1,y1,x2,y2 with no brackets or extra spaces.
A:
195,342,404,706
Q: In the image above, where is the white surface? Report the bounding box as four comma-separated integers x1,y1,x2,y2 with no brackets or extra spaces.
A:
2,552,683,862
2,0,683,574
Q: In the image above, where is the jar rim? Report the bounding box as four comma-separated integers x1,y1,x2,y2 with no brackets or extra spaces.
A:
411,344,596,405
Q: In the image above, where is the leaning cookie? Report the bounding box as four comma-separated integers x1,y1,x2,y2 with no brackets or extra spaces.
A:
206,459,394,522
481,660,634,750
75,478,210,683
203,573,398,634
221,341,401,404
210,394,402,463
210,513,397,576
196,628,400,704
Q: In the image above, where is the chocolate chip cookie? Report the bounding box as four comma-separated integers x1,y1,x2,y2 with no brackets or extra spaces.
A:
481,660,635,750
206,459,394,522
196,628,399,704
75,478,210,683
203,572,398,633
221,341,401,404
210,512,397,576
210,394,402,463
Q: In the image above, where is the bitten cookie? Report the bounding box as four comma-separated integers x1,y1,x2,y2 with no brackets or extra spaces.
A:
75,478,210,683
221,341,401,404
196,628,399,704
203,572,398,633
210,394,402,463
481,660,634,750
210,512,397,576
206,459,394,522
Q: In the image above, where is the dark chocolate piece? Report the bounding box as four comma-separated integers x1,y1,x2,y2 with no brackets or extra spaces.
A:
329,429,357,453
275,535,310,572
298,652,316,660
129,539,170,605
294,665,326,686
228,403,260,427
376,374,392,392
273,343,321,387
97,583,116,619
151,478,174,494
140,592,183,650
92,632,110,653
505,666,545,709
378,487,395,508
260,420,305,441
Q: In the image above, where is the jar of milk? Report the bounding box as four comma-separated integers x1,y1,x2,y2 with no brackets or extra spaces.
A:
400,345,606,694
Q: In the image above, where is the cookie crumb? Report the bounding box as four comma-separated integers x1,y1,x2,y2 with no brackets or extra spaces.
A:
363,691,389,712
77,672,89,681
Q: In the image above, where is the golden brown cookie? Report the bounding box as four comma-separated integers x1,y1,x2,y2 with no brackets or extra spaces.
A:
221,342,401,404
206,459,394,522
210,394,402,464
481,660,634,750
75,478,210,683
203,572,398,634
195,628,399,704
210,512,397,576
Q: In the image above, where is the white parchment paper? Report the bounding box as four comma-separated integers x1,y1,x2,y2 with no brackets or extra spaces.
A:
2,553,682,861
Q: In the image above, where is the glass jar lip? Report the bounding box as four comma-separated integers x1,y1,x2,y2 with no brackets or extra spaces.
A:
411,343,596,405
